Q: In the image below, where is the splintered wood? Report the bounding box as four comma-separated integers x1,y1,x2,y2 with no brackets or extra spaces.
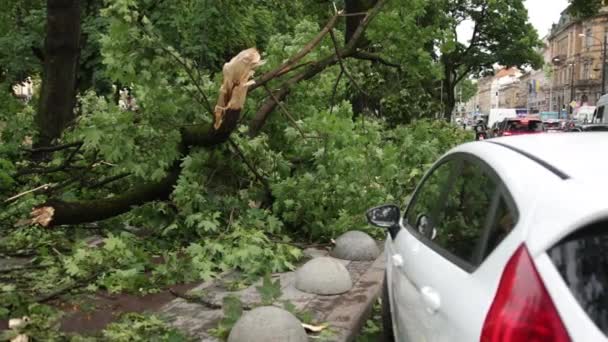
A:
29,206,55,227
214,48,265,129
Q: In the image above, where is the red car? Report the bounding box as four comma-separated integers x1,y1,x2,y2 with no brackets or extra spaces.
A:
495,118,544,137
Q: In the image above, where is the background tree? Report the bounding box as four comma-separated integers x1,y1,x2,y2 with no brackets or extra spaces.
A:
455,79,478,105
438,0,543,118
568,0,603,18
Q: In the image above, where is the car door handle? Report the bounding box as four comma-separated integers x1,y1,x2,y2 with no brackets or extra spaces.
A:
391,254,404,268
420,286,441,314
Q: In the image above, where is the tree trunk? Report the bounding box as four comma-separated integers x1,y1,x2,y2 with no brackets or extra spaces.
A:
345,0,377,45
444,83,456,120
345,0,377,118
442,66,456,121
35,0,81,147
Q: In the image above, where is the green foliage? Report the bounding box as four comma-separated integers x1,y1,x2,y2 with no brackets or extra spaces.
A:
272,110,472,240
256,274,282,305
102,313,190,341
209,295,244,340
568,0,602,18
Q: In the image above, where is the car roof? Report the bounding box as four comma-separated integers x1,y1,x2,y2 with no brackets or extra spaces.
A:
486,133,608,181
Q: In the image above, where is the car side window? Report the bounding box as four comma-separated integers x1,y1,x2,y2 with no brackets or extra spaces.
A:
433,159,496,265
405,161,455,239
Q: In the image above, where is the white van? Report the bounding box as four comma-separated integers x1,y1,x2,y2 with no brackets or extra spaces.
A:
593,94,608,123
488,108,517,127
574,105,596,123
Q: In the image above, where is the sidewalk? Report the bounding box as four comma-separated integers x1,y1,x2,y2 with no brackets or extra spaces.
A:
159,247,386,341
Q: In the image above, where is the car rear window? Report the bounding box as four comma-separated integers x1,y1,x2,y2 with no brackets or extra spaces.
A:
505,120,543,132
548,220,608,336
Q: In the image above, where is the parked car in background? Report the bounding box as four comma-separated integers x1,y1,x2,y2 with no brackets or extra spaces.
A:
566,123,608,132
493,117,544,137
367,133,608,342
543,119,563,133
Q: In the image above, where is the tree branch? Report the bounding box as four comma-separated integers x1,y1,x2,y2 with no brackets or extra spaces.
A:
328,29,368,97
248,0,387,137
251,12,341,91
330,69,344,114
23,141,83,153
352,51,401,69
262,85,307,138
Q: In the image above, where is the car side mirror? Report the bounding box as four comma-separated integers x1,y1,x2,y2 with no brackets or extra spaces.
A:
366,204,401,228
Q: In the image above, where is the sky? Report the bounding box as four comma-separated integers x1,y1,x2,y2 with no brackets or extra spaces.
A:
457,0,569,44
525,0,569,38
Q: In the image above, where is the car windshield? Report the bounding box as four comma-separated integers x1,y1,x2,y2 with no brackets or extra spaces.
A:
505,120,543,132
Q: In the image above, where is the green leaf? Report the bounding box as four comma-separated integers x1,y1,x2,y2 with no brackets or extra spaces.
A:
255,273,282,305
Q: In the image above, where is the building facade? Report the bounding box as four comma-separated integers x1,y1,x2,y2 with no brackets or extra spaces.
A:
548,6,608,113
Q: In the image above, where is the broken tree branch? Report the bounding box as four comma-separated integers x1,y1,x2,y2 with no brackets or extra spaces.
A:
138,24,214,116
35,273,99,303
22,141,83,153
4,183,56,203
248,0,387,136
227,138,271,194
87,172,131,189
251,12,340,91
28,49,264,227
330,69,344,114
328,29,368,97
262,85,306,138
352,51,401,69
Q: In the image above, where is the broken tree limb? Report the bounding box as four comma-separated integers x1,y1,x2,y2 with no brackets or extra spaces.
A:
330,69,344,114
5,184,55,203
352,51,401,69
328,29,369,97
262,85,307,138
28,49,264,227
248,0,387,137
22,141,83,153
252,13,340,91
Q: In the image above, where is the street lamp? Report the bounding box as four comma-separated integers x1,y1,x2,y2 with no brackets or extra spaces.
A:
579,32,607,95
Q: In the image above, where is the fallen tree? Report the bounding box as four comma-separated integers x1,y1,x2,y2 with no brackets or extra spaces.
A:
26,0,388,227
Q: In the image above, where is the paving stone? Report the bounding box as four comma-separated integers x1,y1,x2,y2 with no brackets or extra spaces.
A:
227,306,307,342
330,231,380,261
295,257,353,295
160,300,222,341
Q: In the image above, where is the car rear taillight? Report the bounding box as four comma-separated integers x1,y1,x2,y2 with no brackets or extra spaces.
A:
481,245,570,342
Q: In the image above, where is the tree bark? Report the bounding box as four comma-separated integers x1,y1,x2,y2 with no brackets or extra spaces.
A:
344,0,377,117
345,0,377,46
35,0,81,147
443,67,456,120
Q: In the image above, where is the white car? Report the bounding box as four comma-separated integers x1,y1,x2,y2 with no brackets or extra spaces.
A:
367,133,608,342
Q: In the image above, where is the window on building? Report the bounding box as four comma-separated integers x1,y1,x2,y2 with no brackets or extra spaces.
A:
586,28,593,49
583,62,591,80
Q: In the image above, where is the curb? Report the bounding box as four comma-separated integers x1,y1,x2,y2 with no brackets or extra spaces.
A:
323,251,386,342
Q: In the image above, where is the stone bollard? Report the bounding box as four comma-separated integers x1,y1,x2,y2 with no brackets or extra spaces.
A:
228,306,307,342
295,257,352,295
330,230,380,261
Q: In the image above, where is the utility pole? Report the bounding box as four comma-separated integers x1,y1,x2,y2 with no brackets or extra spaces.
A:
602,34,606,95
570,63,575,117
